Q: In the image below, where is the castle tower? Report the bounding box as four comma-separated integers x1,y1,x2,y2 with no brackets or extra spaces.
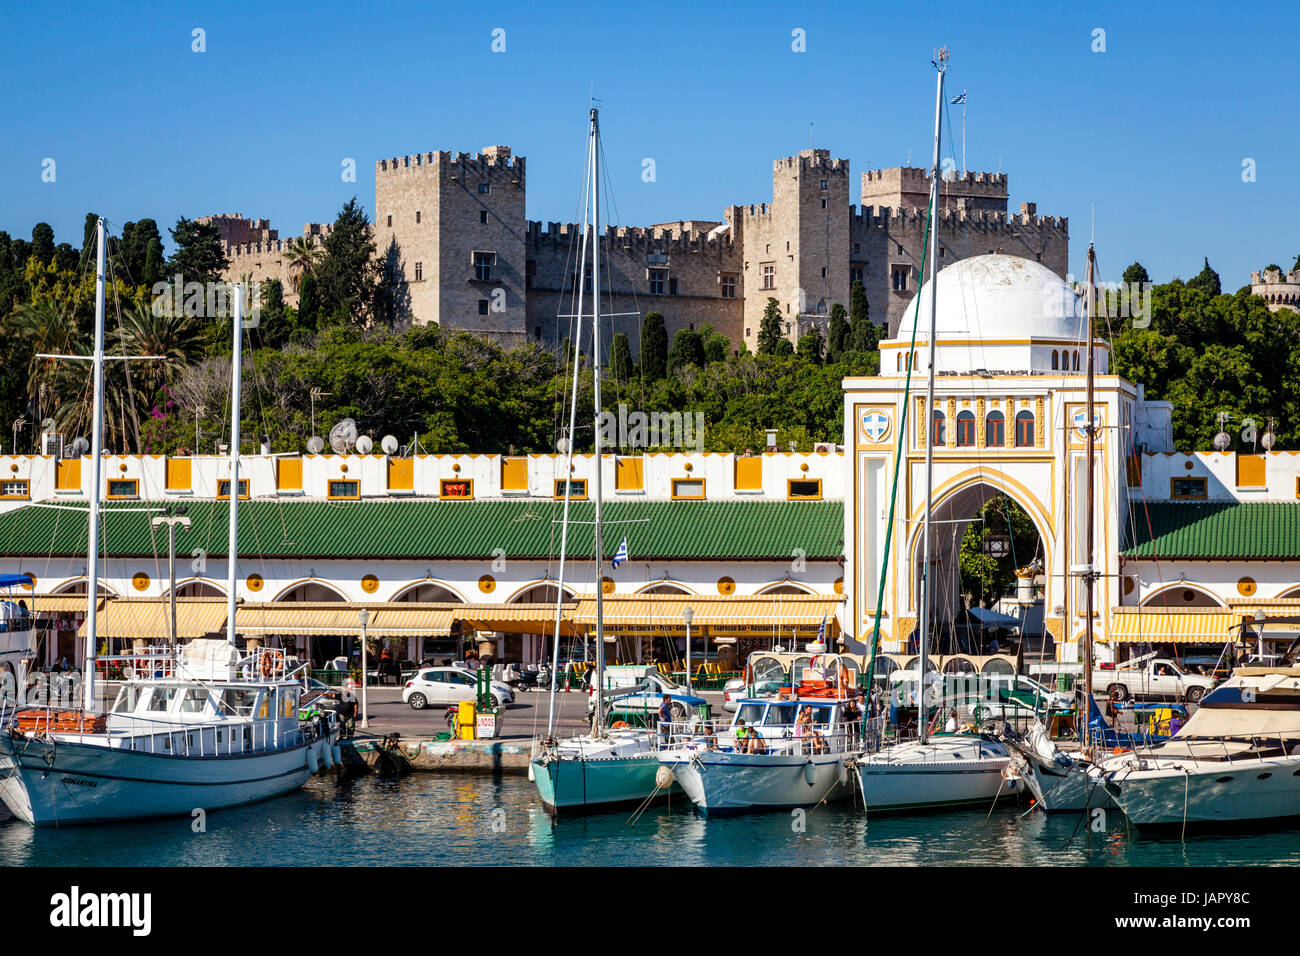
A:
1251,267,1300,313
737,149,850,353
374,146,527,340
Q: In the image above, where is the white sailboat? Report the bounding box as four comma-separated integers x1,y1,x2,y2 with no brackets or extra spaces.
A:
853,51,1013,814
529,108,670,815
0,219,338,827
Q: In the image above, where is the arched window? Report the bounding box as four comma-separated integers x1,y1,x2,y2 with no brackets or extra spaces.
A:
931,410,946,445
956,410,976,446
1051,350,1059,370
985,410,1005,447
1015,410,1035,447
896,354,902,371
1073,351,1080,371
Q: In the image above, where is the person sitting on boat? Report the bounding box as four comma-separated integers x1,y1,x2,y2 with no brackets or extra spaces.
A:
943,709,959,733
735,720,766,755
796,707,827,754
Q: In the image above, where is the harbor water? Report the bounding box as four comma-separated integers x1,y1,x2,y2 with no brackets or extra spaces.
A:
3,773,1299,867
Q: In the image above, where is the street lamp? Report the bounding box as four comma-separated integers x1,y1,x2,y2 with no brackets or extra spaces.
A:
358,607,370,729
682,607,695,696
1254,609,1266,662
151,512,191,656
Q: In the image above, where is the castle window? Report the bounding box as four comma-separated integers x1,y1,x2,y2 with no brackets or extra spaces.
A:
414,262,423,282
891,265,909,292
931,410,946,446
473,252,495,281
1036,252,1042,262
480,210,488,224
765,244,770,254
721,274,737,298
1015,410,1036,447
956,410,976,447
761,264,775,290
985,410,1005,447
853,243,860,254
416,211,421,223
649,269,666,295
821,267,826,277
669,277,679,296
526,259,535,290
386,215,392,228
850,267,863,284
478,299,489,315
786,323,792,334
820,179,828,191
477,183,491,194
821,199,827,209
896,243,903,255
1051,350,1059,370
745,328,751,337
534,326,541,340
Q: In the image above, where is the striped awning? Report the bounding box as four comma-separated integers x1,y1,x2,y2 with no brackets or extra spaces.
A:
25,595,101,614
1107,609,1240,644
366,604,457,637
234,602,363,637
572,594,842,637
79,598,228,641
454,603,580,636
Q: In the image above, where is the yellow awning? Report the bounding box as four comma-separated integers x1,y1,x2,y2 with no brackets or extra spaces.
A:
1107,609,1240,644
26,595,101,614
454,603,579,635
367,604,457,637
572,594,842,637
234,602,364,637
79,598,228,640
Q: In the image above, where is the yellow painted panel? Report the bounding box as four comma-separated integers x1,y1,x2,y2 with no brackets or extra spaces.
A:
1236,454,1266,487
616,457,644,490
501,456,528,491
56,458,81,490
387,458,414,491
165,457,191,490
734,456,763,490
277,457,303,491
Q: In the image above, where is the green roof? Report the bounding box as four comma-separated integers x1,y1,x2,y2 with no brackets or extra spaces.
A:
0,499,844,562
1124,501,1300,560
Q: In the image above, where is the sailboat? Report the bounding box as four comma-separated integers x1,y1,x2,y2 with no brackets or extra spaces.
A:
529,108,674,815
0,219,338,826
853,51,1014,814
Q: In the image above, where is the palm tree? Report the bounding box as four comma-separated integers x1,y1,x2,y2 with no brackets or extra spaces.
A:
283,236,323,293
12,299,84,404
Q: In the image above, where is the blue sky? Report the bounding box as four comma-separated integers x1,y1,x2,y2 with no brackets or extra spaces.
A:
2,0,1297,288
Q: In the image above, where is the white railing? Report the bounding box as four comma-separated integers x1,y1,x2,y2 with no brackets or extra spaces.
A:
659,720,864,756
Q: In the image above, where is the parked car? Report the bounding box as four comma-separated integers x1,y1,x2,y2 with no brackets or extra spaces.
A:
586,666,686,715
604,684,709,722
402,667,514,710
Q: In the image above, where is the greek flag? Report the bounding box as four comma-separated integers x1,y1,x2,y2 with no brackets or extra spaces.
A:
950,90,967,105
816,611,828,643
611,536,629,569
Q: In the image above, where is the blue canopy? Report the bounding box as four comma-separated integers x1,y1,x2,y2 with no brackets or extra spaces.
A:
0,573,34,589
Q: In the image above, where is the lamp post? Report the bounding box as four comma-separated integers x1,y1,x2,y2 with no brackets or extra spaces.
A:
1254,609,1266,662
358,607,370,729
682,607,694,696
151,512,191,656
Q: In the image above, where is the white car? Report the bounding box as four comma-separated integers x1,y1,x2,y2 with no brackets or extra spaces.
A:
402,667,514,710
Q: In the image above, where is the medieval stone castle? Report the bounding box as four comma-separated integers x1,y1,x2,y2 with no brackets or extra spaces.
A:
207,144,1068,353
1251,266,1300,313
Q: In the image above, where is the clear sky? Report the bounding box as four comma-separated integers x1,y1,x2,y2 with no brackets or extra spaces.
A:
3,0,1296,288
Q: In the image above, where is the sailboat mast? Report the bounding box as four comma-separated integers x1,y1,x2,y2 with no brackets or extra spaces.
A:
919,53,946,745
83,217,106,710
226,286,243,644
1083,245,1097,747
590,106,607,738
544,118,593,736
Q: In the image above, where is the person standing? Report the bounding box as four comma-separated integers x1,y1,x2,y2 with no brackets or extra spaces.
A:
657,694,673,745
339,679,358,738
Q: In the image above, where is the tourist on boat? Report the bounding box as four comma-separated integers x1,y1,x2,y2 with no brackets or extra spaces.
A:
842,696,862,742
339,680,358,738
944,709,959,733
658,695,673,744
796,706,827,754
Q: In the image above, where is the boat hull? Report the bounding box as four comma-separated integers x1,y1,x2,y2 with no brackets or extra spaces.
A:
660,750,852,814
856,738,1012,813
531,752,671,814
1022,756,1113,813
0,732,316,827
1104,754,1300,827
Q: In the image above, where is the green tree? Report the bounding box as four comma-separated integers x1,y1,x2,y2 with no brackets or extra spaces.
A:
31,223,54,265
297,273,320,332
640,312,667,381
958,496,1040,606
143,237,164,287
797,326,824,364
826,302,849,362
315,198,377,323
775,338,794,357
609,332,633,382
1187,257,1221,297
1122,261,1150,287
667,328,705,372
757,297,783,355
703,332,729,364
283,235,324,293
167,218,229,286
848,280,876,352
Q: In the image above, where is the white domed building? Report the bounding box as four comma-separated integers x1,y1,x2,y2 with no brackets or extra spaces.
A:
844,254,1174,665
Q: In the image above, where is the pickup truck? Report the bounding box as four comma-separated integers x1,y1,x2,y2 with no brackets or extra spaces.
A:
1093,657,1215,704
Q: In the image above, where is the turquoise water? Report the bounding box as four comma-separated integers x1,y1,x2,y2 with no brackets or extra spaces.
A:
2,773,1299,866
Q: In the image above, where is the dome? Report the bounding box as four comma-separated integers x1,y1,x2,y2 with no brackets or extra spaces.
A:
894,254,1085,343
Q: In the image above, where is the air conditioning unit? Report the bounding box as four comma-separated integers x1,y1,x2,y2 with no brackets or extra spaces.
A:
813,442,833,455
41,432,64,458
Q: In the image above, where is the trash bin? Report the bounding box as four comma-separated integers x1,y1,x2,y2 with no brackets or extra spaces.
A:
475,706,503,740
456,700,477,740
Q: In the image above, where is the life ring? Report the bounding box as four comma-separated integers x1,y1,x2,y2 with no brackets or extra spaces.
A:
611,720,629,729
260,655,274,678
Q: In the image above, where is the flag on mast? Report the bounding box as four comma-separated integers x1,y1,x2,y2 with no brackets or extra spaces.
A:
950,89,966,105
611,536,629,569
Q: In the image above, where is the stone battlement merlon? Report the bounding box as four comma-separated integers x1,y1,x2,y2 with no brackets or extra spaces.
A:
377,146,524,179
1252,268,1300,284
849,204,1067,233
525,221,734,253
862,166,1008,187
775,149,849,176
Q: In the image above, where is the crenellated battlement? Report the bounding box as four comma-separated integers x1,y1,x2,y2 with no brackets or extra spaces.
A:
1251,267,1300,312
1252,267,1300,285
862,166,1007,188
775,148,849,177
222,223,330,259
377,145,525,182
849,203,1067,233
525,220,735,253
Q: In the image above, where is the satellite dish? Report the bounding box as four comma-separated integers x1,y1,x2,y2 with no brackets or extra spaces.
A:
68,437,89,456
556,437,571,455
356,435,373,454
307,436,325,454
381,435,399,455
40,418,56,432
328,418,358,455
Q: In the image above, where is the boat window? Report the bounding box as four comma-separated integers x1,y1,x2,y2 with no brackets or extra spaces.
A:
280,689,298,718
751,657,787,685
764,703,798,725
149,687,180,712
179,689,210,713
798,704,834,725
112,685,147,714
256,693,271,719
736,703,766,725
220,688,259,717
